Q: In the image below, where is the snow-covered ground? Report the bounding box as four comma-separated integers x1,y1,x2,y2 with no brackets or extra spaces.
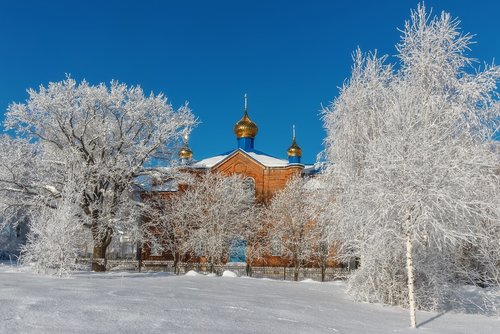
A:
0,264,498,334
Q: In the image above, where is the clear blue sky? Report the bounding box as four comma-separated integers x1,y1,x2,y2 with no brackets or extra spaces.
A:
1,1,498,163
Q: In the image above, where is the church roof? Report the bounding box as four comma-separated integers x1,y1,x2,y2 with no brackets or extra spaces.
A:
190,148,294,169
178,95,321,173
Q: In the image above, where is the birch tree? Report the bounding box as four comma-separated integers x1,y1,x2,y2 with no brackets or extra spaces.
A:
307,175,339,281
0,78,196,272
322,4,500,327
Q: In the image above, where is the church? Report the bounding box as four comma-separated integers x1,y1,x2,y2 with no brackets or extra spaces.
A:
140,95,338,278
177,94,319,203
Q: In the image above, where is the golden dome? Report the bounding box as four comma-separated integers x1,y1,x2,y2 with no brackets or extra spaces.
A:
178,144,193,160
287,137,302,157
234,110,258,138
234,94,258,138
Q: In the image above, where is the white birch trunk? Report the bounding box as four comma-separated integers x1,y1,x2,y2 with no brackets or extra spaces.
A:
405,218,417,329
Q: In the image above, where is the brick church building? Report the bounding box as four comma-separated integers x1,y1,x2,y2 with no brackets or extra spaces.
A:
141,95,328,271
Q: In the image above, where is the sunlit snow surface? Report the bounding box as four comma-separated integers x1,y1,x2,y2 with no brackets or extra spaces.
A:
0,264,498,334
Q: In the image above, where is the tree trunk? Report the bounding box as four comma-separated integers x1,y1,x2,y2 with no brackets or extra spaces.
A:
136,243,142,272
92,243,107,272
406,226,417,328
178,253,187,275
321,262,326,282
209,261,214,273
173,256,179,275
91,226,113,272
292,254,300,281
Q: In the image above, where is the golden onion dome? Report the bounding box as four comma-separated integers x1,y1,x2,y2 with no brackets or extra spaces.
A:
287,137,302,157
234,94,258,138
178,133,193,160
178,146,193,160
287,125,302,157
234,110,258,138
178,144,193,160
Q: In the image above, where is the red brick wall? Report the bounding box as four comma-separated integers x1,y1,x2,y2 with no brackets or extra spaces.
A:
214,151,302,203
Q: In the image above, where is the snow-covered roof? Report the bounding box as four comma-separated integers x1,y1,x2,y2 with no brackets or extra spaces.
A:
303,163,323,175
246,151,291,167
190,154,228,169
190,149,293,169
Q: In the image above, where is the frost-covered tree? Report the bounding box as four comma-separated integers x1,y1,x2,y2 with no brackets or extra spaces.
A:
462,218,500,287
142,177,197,274
322,4,500,327
0,78,196,272
0,216,28,261
20,181,90,276
0,136,41,222
154,172,256,273
265,175,317,281
306,175,339,282
243,205,267,276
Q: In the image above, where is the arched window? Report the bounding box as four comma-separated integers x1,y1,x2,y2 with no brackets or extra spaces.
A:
244,177,255,196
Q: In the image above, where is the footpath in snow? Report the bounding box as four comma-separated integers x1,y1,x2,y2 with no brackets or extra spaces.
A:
0,264,498,334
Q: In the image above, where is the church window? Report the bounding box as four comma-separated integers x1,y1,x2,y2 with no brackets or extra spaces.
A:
244,177,255,195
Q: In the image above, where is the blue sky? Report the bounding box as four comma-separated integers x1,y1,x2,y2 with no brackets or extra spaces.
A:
0,1,498,163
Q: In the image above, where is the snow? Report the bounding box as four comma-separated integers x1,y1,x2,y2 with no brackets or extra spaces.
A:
245,151,290,167
222,270,237,277
0,264,498,334
300,278,320,284
191,154,228,169
42,185,60,195
191,149,292,169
